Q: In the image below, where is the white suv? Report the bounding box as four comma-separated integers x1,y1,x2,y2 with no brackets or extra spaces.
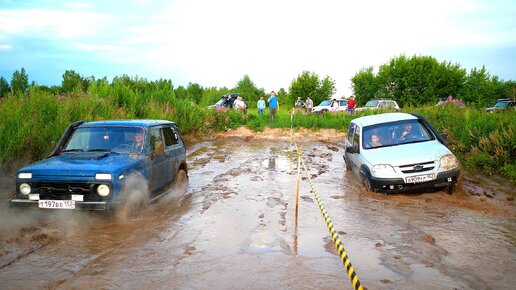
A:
312,99,348,114
343,113,460,193
355,99,400,112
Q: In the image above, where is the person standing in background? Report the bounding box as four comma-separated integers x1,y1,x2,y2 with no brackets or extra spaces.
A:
305,96,313,113
347,95,356,114
257,96,266,115
294,97,305,113
268,91,279,122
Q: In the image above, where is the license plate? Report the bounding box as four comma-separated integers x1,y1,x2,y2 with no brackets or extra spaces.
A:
405,174,435,183
38,200,75,209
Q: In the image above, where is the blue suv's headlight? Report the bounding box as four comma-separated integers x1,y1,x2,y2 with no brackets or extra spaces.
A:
18,172,32,179
95,173,112,180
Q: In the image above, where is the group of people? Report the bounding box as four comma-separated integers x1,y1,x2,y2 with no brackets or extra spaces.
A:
294,96,314,113
250,92,358,122
257,91,280,122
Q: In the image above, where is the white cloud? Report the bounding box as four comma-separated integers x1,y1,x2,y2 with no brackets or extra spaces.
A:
1,0,515,94
0,9,111,38
74,43,128,52
0,44,13,51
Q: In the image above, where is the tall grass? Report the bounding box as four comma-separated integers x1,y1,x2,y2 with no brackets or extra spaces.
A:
407,105,515,181
0,88,514,181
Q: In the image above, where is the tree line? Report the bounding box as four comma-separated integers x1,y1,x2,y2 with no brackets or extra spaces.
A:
351,55,515,108
1,54,514,108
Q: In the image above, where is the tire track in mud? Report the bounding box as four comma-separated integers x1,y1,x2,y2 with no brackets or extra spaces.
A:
0,225,59,270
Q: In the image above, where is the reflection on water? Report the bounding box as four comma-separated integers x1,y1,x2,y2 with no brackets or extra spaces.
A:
268,157,276,171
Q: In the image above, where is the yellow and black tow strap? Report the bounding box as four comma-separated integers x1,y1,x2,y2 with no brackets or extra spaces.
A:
298,146,364,290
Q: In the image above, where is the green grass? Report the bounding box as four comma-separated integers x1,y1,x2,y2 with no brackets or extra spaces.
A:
1,88,514,182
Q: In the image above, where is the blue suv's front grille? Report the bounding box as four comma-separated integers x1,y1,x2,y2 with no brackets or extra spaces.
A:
30,182,107,201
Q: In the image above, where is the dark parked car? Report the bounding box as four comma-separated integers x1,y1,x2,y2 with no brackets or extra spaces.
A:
208,93,240,111
11,120,188,211
486,98,515,113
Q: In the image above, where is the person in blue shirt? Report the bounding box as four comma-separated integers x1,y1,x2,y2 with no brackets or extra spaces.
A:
257,96,266,115
268,91,279,122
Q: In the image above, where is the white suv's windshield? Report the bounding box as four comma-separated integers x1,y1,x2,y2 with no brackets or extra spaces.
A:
363,120,434,149
318,100,332,106
365,100,379,108
63,127,145,154
494,101,510,108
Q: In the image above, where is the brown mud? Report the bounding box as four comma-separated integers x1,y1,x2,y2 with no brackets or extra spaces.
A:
0,128,514,289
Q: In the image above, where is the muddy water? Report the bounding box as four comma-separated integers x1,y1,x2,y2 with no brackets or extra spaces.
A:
0,136,515,289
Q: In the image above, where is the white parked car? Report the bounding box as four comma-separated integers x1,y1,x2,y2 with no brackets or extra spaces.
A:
355,99,400,112
343,113,459,193
312,99,348,114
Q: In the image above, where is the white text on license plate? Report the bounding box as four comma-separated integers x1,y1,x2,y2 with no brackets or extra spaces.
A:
38,200,75,209
405,174,435,183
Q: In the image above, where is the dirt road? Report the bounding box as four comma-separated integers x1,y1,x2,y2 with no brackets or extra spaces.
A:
1,129,515,289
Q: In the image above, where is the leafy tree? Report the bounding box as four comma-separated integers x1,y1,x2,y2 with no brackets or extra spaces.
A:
288,71,336,107
11,67,29,95
277,88,287,100
62,70,86,93
0,76,9,98
200,86,231,106
175,85,187,99
151,78,173,91
459,66,503,107
115,75,148,93
353,55,467,107
233,74,265,109
502,81,516,99
185,82,203,104
351,67,377,105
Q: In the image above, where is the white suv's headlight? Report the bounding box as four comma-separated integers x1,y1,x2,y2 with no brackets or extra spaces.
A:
440,154,459,171
372,164,397,178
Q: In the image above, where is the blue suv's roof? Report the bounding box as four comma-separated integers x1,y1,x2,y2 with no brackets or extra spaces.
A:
79,120,174,128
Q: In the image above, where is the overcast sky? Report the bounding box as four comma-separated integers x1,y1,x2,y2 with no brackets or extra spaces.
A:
1,0,515,97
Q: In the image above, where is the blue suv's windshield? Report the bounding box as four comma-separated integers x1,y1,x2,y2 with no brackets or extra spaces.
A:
363,120,434,149
63,126,145,154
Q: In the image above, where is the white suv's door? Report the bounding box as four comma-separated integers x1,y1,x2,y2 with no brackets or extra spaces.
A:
344,123,361,171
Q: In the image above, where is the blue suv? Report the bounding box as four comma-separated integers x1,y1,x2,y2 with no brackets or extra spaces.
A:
11,120,188,211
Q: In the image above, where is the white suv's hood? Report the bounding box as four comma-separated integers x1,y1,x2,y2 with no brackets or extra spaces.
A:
362,140,451,166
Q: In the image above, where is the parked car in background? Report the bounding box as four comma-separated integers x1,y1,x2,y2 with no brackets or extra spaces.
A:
207,93,240,111
486,98,515,113
11,120,188,213
312,99,348,114
355,99,400,112
343,113,459,193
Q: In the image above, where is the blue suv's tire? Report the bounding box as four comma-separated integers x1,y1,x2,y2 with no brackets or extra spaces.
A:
172,169,188,196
